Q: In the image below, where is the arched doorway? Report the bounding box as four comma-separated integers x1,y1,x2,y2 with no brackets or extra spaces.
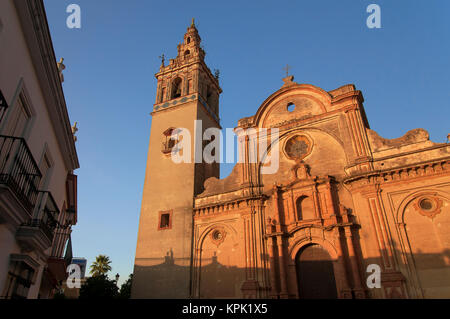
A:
295,244,338,299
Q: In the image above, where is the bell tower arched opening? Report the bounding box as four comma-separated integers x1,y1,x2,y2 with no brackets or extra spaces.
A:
171,77,182,99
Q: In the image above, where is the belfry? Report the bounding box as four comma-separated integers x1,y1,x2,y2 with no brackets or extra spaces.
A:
132,20,221,298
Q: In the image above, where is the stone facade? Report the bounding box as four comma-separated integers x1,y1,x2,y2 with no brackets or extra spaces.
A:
133,23,450,299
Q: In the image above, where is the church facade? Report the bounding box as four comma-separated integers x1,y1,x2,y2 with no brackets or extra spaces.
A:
132,22,450,299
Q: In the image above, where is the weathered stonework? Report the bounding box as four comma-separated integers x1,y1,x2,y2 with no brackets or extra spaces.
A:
133,23,450,299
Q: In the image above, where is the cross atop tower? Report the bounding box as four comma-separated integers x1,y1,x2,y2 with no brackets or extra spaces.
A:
281,64,296,87
159,54,165,67
283,64,292,77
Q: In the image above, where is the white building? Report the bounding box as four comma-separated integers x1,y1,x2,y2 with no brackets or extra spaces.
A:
0,0,79,299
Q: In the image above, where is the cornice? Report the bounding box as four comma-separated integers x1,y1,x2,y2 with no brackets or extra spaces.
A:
151,92,221,127
14,0,79,170
193,194,266,217
155,54,222,93
343,158,450,189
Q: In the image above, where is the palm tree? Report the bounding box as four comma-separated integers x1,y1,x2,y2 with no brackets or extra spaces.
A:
89,255,112,277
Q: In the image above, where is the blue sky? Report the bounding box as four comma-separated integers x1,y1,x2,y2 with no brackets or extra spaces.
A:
42,0,450,285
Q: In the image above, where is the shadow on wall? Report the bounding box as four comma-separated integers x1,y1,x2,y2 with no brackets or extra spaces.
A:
131,248,450,299
132,249,190,299
132,250,245,299
357,248,450,299
196,252,247,298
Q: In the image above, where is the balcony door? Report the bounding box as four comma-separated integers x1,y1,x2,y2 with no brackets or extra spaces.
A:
38,152,53,190
0,95,32,175
2,94,31,138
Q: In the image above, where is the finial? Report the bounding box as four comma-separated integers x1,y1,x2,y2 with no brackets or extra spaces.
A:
159,54,165,67
57,58,66,83
214,69,220,81
72,122,78,142
281,64,296,87
283,64,291,77
191,18,195,27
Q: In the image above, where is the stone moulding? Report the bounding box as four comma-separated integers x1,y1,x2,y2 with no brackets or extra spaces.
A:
193,195,267,218
209,227,226,247
413,194,443,220
343,159,450,189
153,94,197,111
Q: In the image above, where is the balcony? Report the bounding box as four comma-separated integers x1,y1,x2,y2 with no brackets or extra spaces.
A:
16,191,59,252
161,128,179,154
0,90,9,123
0,135,42,218
162,141,176,154
47,235,73,285
65,173,77,224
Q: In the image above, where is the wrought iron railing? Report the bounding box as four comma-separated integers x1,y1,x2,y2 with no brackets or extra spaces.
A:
0,135,42,213
40,191,60,220
23,219,54,243
0,90,9,123
29,191,60,243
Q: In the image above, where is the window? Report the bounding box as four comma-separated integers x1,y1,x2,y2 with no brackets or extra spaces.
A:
160,214,170,228
206,86,216,111
296,196,315,220
184,50,190,56
171,78,182,99
160,87,166,103
284,135,312,160
162,128,179,154
206,86,212,100
414,195,443,219
287,102,296,112
210,228,226,247
187,80,193,95
158,210,172,230
419,198,433,211
187,37,191,44
38,148,54,190
2,93,32,137
2,258,36,299
212,230,222,240
65,173,78,215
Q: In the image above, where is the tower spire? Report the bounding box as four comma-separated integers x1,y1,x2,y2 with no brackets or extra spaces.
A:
172,19,205,62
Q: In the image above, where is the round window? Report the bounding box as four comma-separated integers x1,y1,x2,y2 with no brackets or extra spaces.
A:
415,195,443,219
419,198,434,211
287,103,296,112
212,230,222,241
284,135,312,160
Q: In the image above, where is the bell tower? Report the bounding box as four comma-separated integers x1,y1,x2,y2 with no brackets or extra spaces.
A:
132,19,222,298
